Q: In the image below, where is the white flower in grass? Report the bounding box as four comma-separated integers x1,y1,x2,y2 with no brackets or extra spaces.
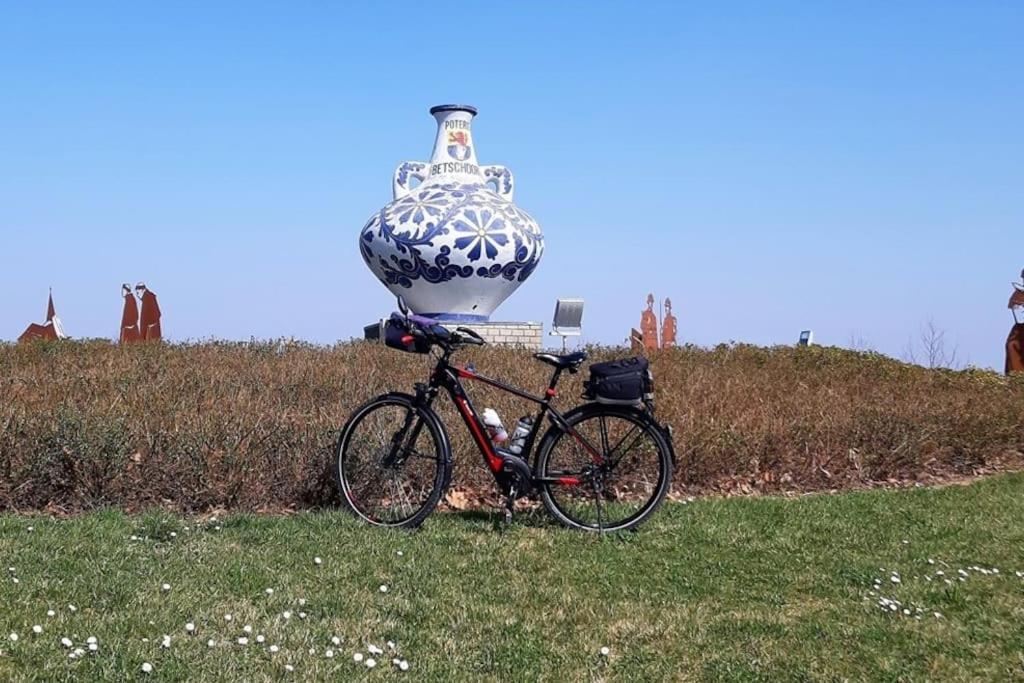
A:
61,637,73,647
256,634,265,643
161,583,171,592
398,659,409,671
7,567,14,573
170,532,177,538
46,609,55,617
130,535,138,541
269,644,280,653
600,646,610,656
365,658,376,668
368,644,383,655
185,622,196,633
67,604,77,612
298,598,306,606
207,639,216,647
298,612,307,620
8,633,17,642
12,577,19,584
237,637,249,646
387,641,395,650
314,557,322,565
933,612,942,619
890,575,901,584
331,636,341,646
141,662,153,674
161,635,172,649
86,636,97,644
284,664,294,672
325,649,334,658
903,609,911,615
353,652,364,662
243,625,252,634
282,611,292,620
308,647,316,655
27,526,34,532
265,588,274,596
379,585,388,593
32,625,42,634
224,614,233,622
396,551,403,557
88,642,98,652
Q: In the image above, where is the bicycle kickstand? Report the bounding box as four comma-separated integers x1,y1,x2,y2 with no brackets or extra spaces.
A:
503,486,517,525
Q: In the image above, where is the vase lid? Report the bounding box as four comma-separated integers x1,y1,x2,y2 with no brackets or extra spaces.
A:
429,104,478,116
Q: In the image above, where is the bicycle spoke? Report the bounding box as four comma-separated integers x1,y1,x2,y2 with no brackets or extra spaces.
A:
339,401,444,526
541,410,669,531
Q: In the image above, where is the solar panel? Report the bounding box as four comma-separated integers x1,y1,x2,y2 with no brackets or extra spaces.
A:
551,299,584,337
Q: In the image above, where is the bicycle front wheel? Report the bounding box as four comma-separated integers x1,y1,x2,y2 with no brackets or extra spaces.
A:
537,404,673,532
335,394,450,529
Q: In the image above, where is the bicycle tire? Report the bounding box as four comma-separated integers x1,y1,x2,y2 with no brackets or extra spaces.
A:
536,403,673,532
334,393,451,529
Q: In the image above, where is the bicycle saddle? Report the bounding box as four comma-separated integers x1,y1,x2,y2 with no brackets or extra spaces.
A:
533,350,588,371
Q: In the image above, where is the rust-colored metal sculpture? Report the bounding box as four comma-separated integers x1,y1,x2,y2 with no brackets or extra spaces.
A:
661,297,677,348
136,283,162,341
1007,270,1024,375
630,328,644,352
18,290,66,343
632,293,678,350
119,284,141,344
640,294,659,351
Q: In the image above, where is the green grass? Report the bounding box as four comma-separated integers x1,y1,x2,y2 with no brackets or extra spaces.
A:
2,476,1024,681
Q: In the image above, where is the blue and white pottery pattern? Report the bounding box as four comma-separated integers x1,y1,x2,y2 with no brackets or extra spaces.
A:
359,105,543,322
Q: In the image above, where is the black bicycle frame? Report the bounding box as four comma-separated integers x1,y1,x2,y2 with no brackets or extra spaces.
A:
409,353,607,487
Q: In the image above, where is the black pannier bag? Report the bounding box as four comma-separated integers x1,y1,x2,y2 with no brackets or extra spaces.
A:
384,314,432,354
584,356,654,405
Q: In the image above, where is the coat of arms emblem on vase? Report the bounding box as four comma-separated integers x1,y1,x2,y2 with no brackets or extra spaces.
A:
358,105,544,321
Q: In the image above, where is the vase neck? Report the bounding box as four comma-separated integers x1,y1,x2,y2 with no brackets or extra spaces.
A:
427,107,481,181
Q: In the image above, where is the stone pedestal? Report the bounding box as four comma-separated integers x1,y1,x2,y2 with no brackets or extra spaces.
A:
457,321,543,350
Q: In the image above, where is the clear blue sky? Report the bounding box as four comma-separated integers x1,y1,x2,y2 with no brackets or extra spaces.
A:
1,2,1020,368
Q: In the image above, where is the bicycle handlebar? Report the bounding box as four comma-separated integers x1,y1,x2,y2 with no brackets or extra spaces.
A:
399,314,486,350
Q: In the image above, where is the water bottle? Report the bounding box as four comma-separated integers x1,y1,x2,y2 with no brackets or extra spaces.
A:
481,408,508,445
507,416,534,455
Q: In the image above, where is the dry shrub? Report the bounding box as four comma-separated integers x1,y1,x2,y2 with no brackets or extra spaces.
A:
1,340,1022,512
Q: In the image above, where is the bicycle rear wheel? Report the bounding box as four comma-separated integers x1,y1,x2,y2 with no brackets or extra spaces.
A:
537,404,673,532
335,394,450,529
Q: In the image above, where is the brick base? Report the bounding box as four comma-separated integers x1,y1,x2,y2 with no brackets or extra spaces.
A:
457,321,543,350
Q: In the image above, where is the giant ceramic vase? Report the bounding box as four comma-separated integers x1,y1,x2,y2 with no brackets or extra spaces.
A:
359,104,543,322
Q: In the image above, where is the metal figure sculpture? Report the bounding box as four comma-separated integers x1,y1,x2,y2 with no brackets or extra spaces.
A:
640,294,659,351
119,284,141,344
661,298,677,348
18,290,67,343
1007,269,1024,375
136,283,162,341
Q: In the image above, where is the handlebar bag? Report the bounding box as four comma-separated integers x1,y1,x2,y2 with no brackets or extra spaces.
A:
384,314,432,354
584,357,653,405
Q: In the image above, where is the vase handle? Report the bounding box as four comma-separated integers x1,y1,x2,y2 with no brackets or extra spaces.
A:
482,165,514,201
393,161,429,200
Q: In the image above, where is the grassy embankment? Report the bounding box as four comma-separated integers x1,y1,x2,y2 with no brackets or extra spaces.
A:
1,340,1022,512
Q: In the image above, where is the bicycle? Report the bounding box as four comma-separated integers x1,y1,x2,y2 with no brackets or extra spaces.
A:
334,304,675,532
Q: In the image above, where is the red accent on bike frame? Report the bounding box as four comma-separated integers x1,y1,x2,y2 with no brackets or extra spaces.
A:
555,476,581,486
455,366,475,379
545,388,557,398
568,428,605,465
454,395,504,472
401,334,414,345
